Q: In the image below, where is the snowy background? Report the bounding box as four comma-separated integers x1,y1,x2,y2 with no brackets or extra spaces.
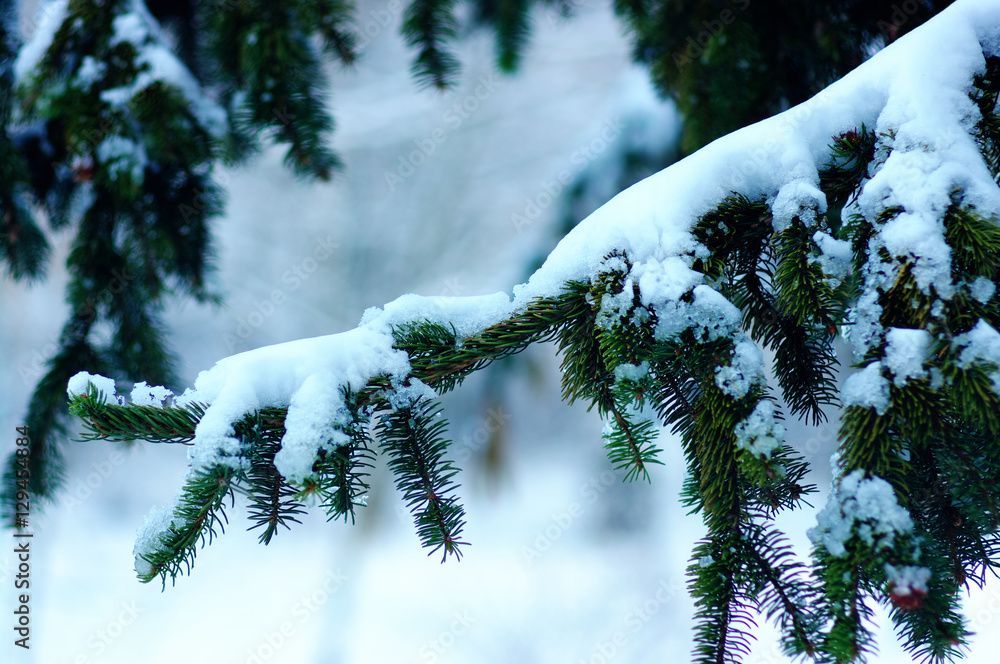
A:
3,2,1000,663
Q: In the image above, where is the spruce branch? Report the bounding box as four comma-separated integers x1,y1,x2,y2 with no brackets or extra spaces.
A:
136,464,238,587
402,0,461,89
243,418,306,545
602,394,663,483
971,56,1000,183
375,398,468,561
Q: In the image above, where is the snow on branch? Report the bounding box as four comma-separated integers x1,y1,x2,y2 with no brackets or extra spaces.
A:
68,1,1000,660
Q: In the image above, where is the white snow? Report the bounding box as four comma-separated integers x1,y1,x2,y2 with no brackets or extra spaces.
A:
613,361,650,384
96,0,228,138
634,256,703,306
808,469,914,558
733,400,785,459
95,134,147,183
129,381,174,408
955,320,1000,366
382,376,437,411
883,327,931,387
132,501,181,578
110,10,149,47
596,280,635,329
969,276,996,304
67,371,119,405
182,327,411,472
653,285,742,342
273,373,354,483
715,337,766,399
843,361,891,415
770,180,826,233
12,0,69,81
954,319,1000,393
850,286,886,360
885,563,931,596
812,230,853,281
360,291,516,340
73,55,107,90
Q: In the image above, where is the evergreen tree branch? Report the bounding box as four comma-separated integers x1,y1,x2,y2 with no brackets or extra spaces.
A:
402,0,461,89
375,398,468,561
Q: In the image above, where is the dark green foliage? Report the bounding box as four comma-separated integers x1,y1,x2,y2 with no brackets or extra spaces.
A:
819,126,877,227
602,390,663,482
403,0,461,89
617,0,954,155
971,56,1000,183
135,463,238,586
488,0,531,72
244,423,307,545
692,194,842,425
3,0,955,540
64,110,1000,661
0,0,46,282
375,398,468,561
1,0,226,522
6,0,997,661
301,389,376,525
202,0,349,179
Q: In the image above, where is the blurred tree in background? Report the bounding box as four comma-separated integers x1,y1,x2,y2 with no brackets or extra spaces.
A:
0,0,951,523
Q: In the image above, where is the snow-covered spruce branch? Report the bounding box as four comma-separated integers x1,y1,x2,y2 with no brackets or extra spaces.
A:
69,2,1000,661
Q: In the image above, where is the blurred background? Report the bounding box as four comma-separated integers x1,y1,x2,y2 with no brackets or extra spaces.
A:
4,0,1000,662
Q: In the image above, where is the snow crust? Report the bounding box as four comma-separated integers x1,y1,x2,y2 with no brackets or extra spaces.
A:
842,362,891,415
808,469,914,558
613,361,650,384
132,502,181,578
715,338,766,398
67,372,120,405
812,231,852,280
884,328,931,387
771,180,826,234
969,276,996,303
733,400,785,459
953,319,1000,392
129,382,173,408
